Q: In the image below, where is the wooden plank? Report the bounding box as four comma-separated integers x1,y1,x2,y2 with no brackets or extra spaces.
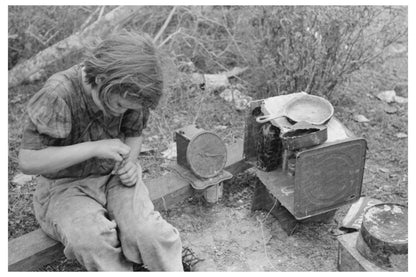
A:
337,232,385,272
148,173,194,211
8,139,250,271
8,229,64,271
149,139,249,211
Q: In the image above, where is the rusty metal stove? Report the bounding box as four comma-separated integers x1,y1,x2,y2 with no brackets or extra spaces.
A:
245,92,367,234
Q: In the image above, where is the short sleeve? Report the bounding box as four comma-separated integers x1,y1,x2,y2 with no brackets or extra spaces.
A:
120,107,149,137
20,85,72,150
26,86,72,139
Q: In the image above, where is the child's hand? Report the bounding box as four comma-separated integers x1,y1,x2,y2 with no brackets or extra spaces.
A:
92,139,130,162
115,159,142,187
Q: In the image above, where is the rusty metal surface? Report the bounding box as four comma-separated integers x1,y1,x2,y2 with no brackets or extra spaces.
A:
337,232,386,272
243,101,263,162
255,168,295,214
255,123,282,171
280,122,327,150
293,138,367,219
355,203,408,271
175,125,227,179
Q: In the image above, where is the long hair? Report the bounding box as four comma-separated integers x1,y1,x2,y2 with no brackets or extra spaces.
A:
83,31,163,112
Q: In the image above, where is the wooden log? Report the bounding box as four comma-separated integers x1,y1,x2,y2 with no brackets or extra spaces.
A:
8,6,142,88
8,139,250,271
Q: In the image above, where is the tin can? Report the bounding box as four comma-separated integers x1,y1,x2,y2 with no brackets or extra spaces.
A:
256,123,282,171
203,183,223,203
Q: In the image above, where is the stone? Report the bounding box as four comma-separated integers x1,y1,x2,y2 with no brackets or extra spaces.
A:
393,96,408,104
12,173,34,186
395,133,407,139
376,90,396,103
353,114,370,123
384,106,397,114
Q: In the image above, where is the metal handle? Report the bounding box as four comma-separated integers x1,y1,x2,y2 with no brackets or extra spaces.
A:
255,113,285,123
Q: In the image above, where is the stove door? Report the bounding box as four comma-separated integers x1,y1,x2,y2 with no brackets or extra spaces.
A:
293,138,367,219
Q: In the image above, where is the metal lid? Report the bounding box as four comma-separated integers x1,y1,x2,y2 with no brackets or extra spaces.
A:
186,131,227,178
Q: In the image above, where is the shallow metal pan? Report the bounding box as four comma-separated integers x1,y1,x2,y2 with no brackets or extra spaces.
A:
256,94,334,125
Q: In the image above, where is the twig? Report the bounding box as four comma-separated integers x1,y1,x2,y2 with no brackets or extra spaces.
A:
97,6,106,20
220,7,248,64
257,198,278,271
43,30,60,45
26,29,47,46
153,6,177,43
192,89,207,125
80,6,101,31
158,28,182,48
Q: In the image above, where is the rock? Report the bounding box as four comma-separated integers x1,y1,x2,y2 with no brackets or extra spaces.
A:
219,89,252,111
353,114,370,123
234,96,252,111
161,142,177,160
379,168,390,173
204,74,230,91
384,106,398,114
12,173,34,186
140,143,155,154
394,96,408,104
219,89,234,102
395,132,408,139
214,125,227,130
376,90,396,103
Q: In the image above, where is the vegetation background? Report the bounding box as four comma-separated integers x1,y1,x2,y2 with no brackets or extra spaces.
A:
8,5,408,271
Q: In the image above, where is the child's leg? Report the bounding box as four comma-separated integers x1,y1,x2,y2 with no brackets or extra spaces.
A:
33,176,133,271
106,175,184,271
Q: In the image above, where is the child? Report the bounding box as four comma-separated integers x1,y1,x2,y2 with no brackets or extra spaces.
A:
18,31,185,271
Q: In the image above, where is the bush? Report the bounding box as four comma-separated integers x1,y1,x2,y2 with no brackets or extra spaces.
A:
243,6,407,99
129,6,407,100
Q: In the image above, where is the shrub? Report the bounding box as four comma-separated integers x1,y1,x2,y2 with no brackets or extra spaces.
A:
9,6,407,101
241,6,407,99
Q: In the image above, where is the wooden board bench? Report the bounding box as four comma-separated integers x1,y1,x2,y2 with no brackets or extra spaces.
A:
8,139,251,271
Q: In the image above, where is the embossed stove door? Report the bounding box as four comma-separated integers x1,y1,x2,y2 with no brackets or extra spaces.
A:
293,138,367,219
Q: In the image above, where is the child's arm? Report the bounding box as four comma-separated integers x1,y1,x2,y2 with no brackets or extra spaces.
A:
18,139,130,175
124,136,143,162
114,136,143,186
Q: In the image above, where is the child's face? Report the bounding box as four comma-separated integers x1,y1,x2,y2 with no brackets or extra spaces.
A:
91,87,142,117
106,93,140,116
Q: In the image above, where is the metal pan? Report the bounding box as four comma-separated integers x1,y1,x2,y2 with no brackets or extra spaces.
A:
280,121,328,150
256,94,334,125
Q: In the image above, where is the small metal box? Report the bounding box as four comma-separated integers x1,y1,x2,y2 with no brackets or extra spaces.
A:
175,125,227,179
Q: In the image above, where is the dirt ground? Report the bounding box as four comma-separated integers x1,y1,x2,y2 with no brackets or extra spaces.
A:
9,29,407,272
165,171,343,271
